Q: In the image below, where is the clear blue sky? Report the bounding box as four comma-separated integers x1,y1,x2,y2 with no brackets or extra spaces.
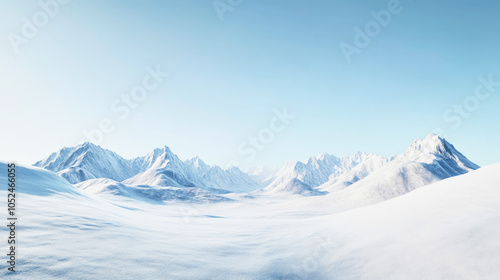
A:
0,0,499,170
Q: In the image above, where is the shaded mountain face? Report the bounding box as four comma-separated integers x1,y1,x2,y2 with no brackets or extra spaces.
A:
34,143,139,184
34,143,262,194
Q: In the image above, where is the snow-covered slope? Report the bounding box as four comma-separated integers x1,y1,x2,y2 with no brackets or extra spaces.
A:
291,163,500,279
1,162,82,196
326,134,479,206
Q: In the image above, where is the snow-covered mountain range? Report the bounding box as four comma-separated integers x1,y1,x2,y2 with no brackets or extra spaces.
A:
260,152,388,195
35,143,262,195
317,134,480,207
260,134,479,201
34,133,479,204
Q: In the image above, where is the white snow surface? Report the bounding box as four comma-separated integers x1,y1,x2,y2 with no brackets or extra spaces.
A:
1,160,499,279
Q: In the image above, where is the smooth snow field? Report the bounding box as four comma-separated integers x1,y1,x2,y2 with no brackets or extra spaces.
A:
1,162,500,279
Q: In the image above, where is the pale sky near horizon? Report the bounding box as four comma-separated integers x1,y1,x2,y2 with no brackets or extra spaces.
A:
0,0,499,170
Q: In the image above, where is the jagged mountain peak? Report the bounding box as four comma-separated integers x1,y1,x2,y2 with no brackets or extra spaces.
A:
408,133,451,155
348,151,373,161
142,145,182,170
148,146,175,157
80,141,99,148
400,133,479,170
313,153,340,162
185,156,209,170
74,142,115,155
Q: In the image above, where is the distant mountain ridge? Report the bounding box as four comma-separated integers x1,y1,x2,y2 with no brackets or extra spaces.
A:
318,134,480,207
262,134,478,197
261,151,388,195
34,134,479,202
34,143,262,194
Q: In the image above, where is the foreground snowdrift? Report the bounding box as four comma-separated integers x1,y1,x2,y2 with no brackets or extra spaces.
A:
1,162,499,279
307,163,500,279
0,162,82,196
